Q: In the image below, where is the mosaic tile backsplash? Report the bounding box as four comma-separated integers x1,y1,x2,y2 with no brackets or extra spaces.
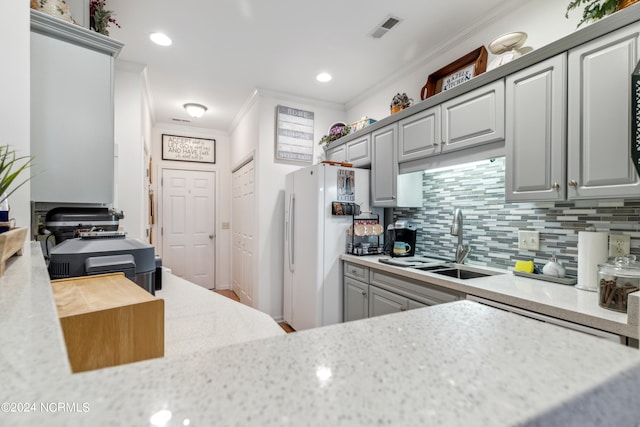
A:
393,157,640,276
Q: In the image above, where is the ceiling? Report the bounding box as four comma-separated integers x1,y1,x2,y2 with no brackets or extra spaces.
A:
107,0,520,131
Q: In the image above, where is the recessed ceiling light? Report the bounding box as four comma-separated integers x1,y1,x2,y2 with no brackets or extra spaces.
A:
150,32,172,46
316,72,332,83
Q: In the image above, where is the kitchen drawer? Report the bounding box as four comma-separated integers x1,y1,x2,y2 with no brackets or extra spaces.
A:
344,261,369,283
370,269,461,306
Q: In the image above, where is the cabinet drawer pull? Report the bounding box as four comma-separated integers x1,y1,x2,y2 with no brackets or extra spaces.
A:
569,180,578,187
400,307,407,311
351,269,358,275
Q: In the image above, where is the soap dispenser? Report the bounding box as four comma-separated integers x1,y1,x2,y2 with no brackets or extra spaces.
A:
542,254,566,278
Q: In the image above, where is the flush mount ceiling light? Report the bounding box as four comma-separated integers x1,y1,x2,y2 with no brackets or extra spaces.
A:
150,32,172,46
316,72,332,83
183,103,207,118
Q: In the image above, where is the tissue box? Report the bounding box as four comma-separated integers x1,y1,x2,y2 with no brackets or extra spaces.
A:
351,117,376,132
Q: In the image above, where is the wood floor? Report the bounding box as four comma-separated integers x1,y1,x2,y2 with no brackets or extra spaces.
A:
213,289,295,334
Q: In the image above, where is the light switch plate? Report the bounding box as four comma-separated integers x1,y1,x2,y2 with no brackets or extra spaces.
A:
609,234,630,257
518,231,540,251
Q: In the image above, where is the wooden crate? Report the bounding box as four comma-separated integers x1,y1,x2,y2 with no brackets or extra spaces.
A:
51,273,164,373
0,227,28,276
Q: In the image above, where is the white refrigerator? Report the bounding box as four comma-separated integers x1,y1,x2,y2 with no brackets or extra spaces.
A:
284,164,371,331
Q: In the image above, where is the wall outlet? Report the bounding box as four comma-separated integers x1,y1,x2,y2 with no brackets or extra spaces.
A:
518,231,540,251
609,234,630,257
221,221,230,230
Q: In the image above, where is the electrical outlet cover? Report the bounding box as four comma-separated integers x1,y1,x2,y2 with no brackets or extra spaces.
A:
609,234,631,257
518,231,540,251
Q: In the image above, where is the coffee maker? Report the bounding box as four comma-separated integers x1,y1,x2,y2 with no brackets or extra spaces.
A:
388,220,417,257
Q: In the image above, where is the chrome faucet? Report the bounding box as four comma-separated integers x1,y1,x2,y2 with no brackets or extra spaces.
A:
451,208,471,264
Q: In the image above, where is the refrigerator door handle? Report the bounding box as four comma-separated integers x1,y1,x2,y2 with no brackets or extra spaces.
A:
288,192,295,272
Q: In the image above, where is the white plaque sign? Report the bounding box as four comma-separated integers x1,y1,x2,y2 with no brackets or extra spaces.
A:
162,134,216,163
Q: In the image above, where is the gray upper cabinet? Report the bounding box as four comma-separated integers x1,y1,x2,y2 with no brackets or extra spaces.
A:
567,23,640,199
30,11,122,204
371,124,398,207
326,134,371,167
345,134,371,167
505,54,567,202
398,106,441,162
325,144,346,163
442,80,505,153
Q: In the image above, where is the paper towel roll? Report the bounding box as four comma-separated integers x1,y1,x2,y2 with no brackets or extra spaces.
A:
576,231,609,292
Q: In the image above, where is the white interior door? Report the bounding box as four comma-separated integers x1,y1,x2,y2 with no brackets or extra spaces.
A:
162,169,216,289
231,160,255,306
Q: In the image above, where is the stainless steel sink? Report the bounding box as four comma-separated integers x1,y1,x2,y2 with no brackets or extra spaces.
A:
413,264,504,280
430,268,493,279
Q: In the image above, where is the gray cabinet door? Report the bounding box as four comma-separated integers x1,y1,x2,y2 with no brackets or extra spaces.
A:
567,23,640,199
398,106,441,162
369,285,407,317
344,277,369,322
442,80,505,153
371,124,398,207
505,54,567,202
407,299,427,310
346,134,371,167
31,32,115,203
326,144,346,163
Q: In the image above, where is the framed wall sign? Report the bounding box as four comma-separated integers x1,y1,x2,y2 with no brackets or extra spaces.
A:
275,105,315,163
420,46,488,100
162,134,216,163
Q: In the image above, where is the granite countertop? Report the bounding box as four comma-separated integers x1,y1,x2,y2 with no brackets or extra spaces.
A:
342,254,640,339
157,270,285,357
3,244,640,426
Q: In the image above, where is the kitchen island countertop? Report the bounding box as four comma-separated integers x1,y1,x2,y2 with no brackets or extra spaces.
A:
2,244,640,426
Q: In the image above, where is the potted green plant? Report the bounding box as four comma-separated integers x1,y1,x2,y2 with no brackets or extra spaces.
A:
566,0,639,27
0,145,35,208
90,0,121,36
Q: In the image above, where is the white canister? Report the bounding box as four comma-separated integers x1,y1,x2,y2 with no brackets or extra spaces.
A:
576,231,609,292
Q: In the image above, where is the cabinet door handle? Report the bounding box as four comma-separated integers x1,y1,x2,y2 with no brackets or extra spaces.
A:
551,182,560,190
400,307,407,311
433,142,439,146
361,291,366,296
568,180,578,187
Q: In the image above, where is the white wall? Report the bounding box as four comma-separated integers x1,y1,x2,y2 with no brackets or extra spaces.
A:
114,61,148,240
346,0,581,123
1,3,30,231
230,88,346,319
151,123,232,289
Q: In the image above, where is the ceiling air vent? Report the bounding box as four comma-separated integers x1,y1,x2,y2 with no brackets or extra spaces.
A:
371,16,402,39
172,118,191,123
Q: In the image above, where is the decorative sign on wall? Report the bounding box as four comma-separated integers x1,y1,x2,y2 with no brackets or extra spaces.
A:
162,134,216,164
275,105,315,163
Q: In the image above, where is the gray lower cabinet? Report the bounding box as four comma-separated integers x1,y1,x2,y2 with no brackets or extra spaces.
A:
371,124,399,207
441,80,505,153
369,285,427,317
343,261,461,322
344,277,369,321
505,54,567,202
567,22,640,199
